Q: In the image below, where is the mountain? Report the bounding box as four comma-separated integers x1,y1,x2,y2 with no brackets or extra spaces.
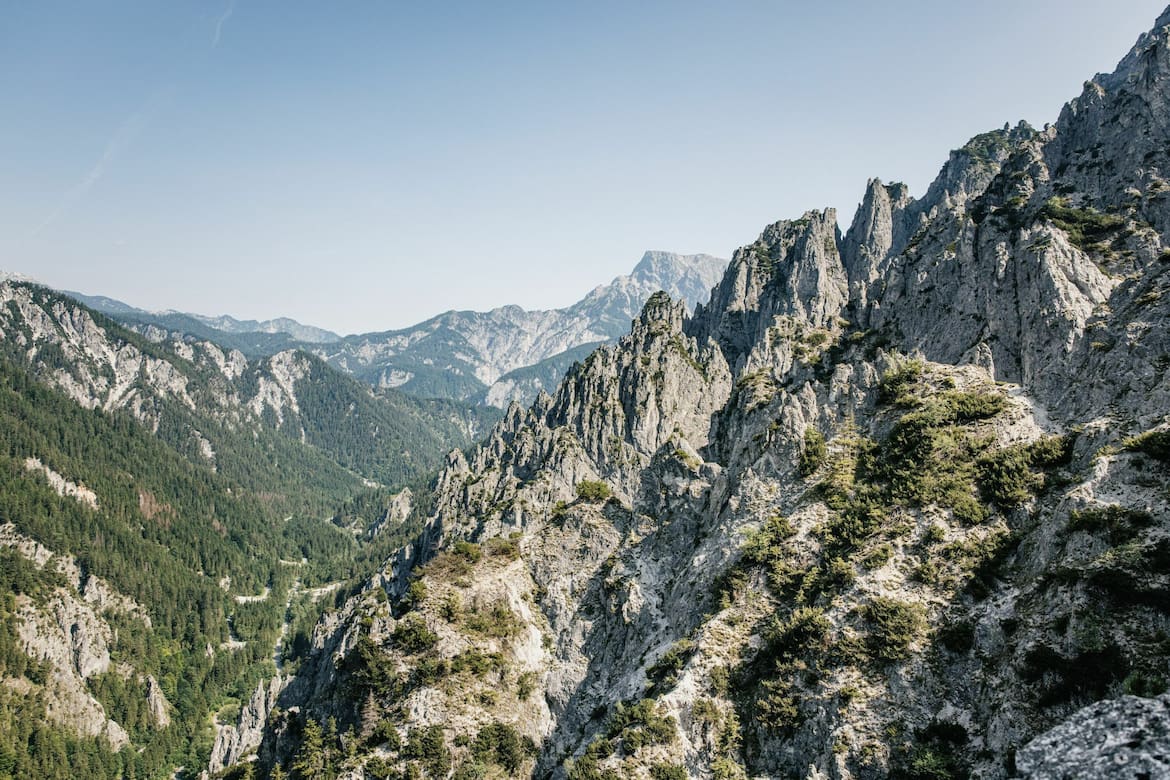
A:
70,252,728,410
0,281,498,780
0,282,495,501
67,292,341,357
184,314,340,345
311,251,729,406
246,9,1170,780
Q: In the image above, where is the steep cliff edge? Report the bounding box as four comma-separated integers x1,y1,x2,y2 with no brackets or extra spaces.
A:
250,10,1170,780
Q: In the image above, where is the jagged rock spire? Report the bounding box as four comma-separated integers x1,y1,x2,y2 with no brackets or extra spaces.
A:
692,208,847,373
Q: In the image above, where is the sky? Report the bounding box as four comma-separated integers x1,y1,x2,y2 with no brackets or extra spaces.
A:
2,1,1167,335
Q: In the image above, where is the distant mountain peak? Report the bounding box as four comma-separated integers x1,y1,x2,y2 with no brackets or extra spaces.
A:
308,250,729,406
181,313,341,344
44,251,728,409
631,249,726,277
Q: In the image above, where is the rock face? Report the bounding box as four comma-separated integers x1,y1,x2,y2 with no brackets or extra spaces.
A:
145,675,171,728
1015,694,1170,779
16,591,117,708
259,9,1170,780
24,457,99,509
312,251,729,405
370,488,414,539
0,522,151,628
209,675,286,774
1,523,152,749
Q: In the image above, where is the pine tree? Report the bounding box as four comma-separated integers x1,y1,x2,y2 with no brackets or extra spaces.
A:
290,719,324,779
359,692,378,741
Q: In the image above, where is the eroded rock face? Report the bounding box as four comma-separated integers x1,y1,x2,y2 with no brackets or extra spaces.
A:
255,10,1170,780
0,523,151,627
146,675,171,728
209,676,286,774
1016,694,1170,779
693,209,847,375
15,590,127,748
1,526,158,751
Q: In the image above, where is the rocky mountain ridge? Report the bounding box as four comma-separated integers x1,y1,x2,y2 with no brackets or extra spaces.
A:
65,291,342,358
70,292,342,344
246,9,1170,780
72,251,727,408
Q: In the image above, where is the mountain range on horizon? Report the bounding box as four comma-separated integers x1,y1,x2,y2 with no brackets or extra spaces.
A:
57,250,728,408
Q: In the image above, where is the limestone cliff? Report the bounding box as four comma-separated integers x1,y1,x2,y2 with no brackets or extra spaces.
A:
253,10,1170,780
1,523,162,749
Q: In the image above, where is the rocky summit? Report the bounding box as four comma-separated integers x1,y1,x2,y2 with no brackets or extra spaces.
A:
242,8,1170,780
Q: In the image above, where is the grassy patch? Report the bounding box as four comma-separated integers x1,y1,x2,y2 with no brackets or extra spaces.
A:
650,764,689,780
484,533,522,560
421,540,483,579
392,614,439,654
733,607,830,731
977,435,1074,510
878,360,926,406
605,699,678,752
575,480,612,502
403,725,451,778
1040,197,1127,252
1069,505,1154,544
469,721,536,775
646,639,696,695
450,649,504,678
799,428,827,477
463,600,522,638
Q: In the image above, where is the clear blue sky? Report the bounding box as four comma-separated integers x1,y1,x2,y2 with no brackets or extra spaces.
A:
2,1,1166,334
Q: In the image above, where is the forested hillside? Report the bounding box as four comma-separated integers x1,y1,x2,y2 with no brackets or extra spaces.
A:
0,283,492,779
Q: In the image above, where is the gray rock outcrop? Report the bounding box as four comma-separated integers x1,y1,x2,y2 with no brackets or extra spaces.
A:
208,675,286,774
1016,694,1170,779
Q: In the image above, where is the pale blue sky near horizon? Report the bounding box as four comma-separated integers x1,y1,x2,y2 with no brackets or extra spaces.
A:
1,1,1166,335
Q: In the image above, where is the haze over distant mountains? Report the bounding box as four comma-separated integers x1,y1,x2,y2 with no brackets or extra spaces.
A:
67,251,728,407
